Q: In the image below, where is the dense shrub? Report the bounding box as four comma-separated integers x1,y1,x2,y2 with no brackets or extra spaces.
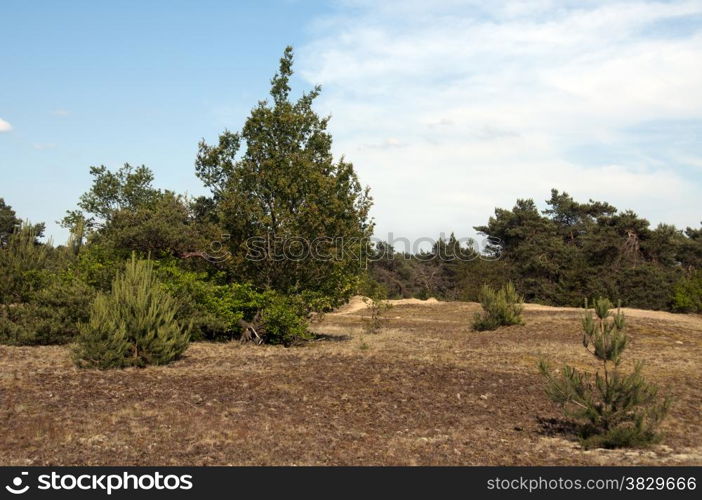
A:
540,298,670,449
613,264,679,311
74,255,190,369
0,224,51,304
0,276,94,345
158,264,247,340
671,272,702,313
0,223,96,346
260,295,310,345
157,262,310,344
472,282,524,331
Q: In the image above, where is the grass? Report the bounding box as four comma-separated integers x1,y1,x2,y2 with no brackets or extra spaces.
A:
0,300,700,465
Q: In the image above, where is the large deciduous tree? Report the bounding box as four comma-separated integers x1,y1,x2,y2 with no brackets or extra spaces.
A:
196,46,373,307
63,164,213,259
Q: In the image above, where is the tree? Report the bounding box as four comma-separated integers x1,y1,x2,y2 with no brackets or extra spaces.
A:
473,190,687,309
475,198,567,303
98,191,213,258
540,298,670,448
472,282,524,331
74,255,190,369
196,46,373,307
64,165,213,258
0,223,50,304
62,163,160,231
0,198,21,247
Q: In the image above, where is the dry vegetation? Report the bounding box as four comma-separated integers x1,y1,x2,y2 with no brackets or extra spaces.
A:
1,298,700,466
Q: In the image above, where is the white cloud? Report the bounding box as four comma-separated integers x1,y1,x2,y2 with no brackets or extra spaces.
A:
32,143,57,151
51,109,70,116
299,0,702,240
0,118,12,132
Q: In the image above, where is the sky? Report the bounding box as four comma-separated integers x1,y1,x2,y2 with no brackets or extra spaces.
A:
1,0,701,247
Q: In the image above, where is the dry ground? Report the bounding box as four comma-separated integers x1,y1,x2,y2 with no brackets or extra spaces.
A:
1,298,700,466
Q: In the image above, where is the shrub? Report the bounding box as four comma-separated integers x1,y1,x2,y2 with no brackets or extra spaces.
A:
259,295,310,346
0,224,51,304
73,255,190,369
0,272,95,346
671,272,702,313
472,281,524,331
157,264,245,341
539,298,671,449
156,262,310,345
362,297,392,335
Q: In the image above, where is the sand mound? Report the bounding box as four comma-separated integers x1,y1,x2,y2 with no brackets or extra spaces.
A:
332,295,440,315
523,304,702,329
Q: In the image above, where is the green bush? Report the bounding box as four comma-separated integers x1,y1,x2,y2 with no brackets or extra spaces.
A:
156,262,310,345
0,274,95,346
0,224,51,304
73,255,190,369
157,263,271,341
157,263,243,340
540,298,670,449
671,272,702,313
472,282,524,331
260,295,310,346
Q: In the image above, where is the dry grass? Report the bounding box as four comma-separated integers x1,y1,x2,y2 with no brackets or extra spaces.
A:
1,299,700,465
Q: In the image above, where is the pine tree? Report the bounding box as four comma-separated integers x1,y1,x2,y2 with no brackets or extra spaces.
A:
539,298,670,448
74,254,190,369
472,282,524,331
0,222,50,305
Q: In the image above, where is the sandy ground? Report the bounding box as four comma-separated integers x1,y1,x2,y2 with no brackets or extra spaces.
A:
1,299,700,465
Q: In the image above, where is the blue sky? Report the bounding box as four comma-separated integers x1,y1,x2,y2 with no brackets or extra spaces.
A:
1,0,701,244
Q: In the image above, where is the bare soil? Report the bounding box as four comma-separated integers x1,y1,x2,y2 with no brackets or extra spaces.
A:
1,299,700,465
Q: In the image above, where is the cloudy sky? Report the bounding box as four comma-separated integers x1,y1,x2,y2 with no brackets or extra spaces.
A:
1,0,701,244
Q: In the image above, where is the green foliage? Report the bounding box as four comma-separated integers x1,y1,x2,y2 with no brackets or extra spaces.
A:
98,192,213,258
260,295,310,346
156,261,309,344
362,297,392,335
63,163,159,229
196,46,373,308
0,275,95,345
468,189,696,311
74,255,190,369
472,282,524,331
72,243,124,292
0,223,51,304
0,198,21,247
540,298,670,449
158,262,258,340
671,272,702,313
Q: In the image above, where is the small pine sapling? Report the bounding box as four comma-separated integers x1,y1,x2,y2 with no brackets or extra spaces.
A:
539,298,671,448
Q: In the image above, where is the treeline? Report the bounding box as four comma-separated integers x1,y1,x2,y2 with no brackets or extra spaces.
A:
368,190,702,312
1,47,701,364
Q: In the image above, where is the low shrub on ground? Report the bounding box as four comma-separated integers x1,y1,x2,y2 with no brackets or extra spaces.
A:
73,255,191,369
0,274,95,346
259,295,310,346
472,281,524,331
157,262,310,345
671,272,702,313
539,298,671,449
